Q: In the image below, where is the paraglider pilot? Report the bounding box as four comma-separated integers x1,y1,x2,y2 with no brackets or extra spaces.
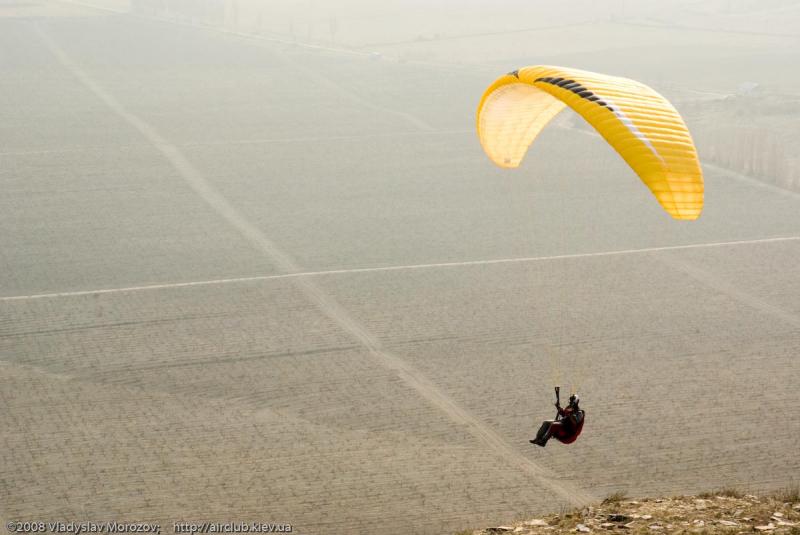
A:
530,387,584,447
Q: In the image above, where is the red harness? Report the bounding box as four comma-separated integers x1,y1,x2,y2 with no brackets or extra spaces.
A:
552,409,585,444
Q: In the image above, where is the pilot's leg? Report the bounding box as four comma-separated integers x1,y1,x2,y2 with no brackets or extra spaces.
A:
530,420,553,446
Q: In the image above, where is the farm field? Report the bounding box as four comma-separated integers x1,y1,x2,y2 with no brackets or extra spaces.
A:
1,3,799,534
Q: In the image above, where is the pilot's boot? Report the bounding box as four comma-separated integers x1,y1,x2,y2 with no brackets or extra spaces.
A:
530,421,552,447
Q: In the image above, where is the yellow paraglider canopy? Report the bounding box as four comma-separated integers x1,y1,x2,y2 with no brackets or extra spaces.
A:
477,65,704,220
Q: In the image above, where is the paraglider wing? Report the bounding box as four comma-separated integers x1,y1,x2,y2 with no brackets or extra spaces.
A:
476,66,704,220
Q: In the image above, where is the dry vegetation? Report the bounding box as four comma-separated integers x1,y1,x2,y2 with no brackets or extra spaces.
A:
465,488,800,535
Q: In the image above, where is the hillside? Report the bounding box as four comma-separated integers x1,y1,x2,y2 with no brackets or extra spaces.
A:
465,490,800,535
